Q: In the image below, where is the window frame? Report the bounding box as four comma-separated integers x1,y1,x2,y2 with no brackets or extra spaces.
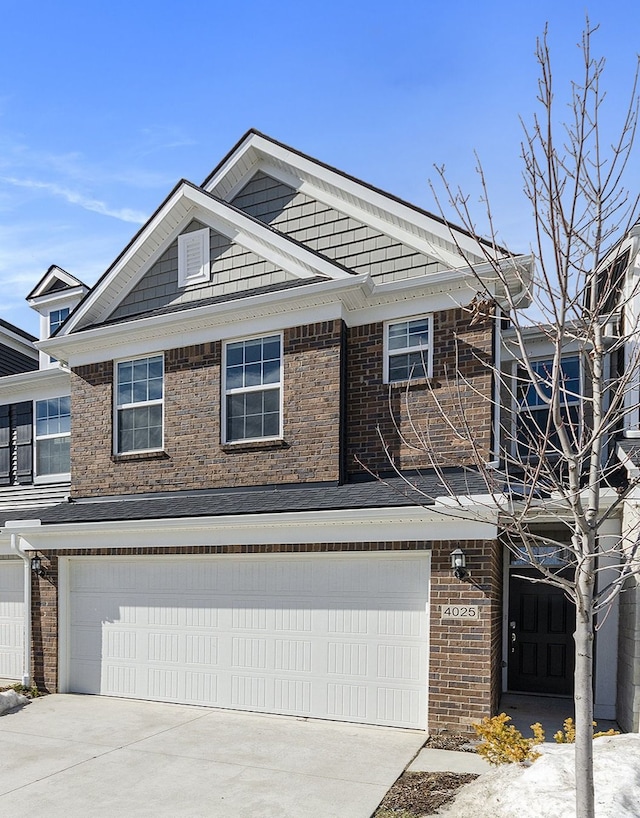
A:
383,314,434,384
177,227,210,288
114,353,165,455
34,395,71,483
222,332,284,445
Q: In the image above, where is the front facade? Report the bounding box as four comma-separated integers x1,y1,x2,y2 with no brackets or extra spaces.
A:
3,130,630,733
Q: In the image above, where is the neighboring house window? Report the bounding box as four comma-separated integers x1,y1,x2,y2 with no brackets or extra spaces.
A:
49,307,70,336
516,356,581,455
48,307,70,364
224,334,282,443
35,397,70,476
115,355,164,453
0,402,33,485
384,316,433,382
178,227,210,287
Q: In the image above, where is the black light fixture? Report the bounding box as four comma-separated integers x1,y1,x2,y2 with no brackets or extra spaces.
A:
31,554,45,578
450,548,468,581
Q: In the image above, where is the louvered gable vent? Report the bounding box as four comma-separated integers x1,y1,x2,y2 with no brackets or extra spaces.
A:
178,227,210,287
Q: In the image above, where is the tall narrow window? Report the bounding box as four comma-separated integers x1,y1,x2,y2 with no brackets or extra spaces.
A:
48,307,70,364
116,355,164,453
385,316,433,382
224,335,282,443
516,356,581,456
35,397,70,476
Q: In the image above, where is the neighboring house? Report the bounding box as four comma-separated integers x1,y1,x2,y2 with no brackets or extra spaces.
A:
0,269,88,681
1,130,630,734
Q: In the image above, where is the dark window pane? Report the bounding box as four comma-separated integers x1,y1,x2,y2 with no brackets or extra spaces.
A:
245,363,262,387
263,411,280,437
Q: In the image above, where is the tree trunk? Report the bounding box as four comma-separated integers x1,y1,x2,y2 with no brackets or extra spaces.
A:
574,574,595,818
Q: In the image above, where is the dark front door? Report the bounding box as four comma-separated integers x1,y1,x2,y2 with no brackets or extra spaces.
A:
508,569,575,695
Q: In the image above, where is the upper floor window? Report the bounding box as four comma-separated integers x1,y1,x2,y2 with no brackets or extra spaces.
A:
49,307,70,337
115,355,164,453
224,334,282,443
178,227,210,287
47,307,70,365
516,356,581,455
35,397,70,477
384,315,433,383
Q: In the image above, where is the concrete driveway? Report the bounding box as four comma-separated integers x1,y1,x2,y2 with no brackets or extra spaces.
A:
0,694,425,817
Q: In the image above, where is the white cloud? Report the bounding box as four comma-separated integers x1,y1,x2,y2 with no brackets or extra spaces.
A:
0,176,147,224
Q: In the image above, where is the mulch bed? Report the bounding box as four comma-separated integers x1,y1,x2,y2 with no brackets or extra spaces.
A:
374,771,479,816
373,733,480,817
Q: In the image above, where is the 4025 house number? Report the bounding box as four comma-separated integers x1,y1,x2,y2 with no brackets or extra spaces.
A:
440,605,479,620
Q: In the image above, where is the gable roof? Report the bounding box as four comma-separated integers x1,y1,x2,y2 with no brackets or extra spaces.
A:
202,129,510,268
26,265,88,302
62,181,357,335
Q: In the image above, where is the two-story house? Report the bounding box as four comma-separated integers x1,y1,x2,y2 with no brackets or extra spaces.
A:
0,269,87,681
6,130,617,735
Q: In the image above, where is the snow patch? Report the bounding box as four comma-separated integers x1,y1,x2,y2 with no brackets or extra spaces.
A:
436,734,640,818
0,689,28,715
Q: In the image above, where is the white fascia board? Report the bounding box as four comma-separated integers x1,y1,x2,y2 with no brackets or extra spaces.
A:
27,286,87,311
205,134,500,263
0,367,70,402
1,505,498,551
29,267,84,298
38,276,369,366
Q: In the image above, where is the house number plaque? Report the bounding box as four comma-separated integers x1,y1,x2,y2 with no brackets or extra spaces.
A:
440,605,479,620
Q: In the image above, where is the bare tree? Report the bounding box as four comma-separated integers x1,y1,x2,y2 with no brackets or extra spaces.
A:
383,22,640,818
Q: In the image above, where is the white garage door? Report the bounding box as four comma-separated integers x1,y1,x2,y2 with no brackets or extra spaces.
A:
65,553,430,729
0,560,24,679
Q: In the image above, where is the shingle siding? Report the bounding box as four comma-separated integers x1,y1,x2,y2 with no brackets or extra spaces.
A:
108,219,295,321
232,171,448,283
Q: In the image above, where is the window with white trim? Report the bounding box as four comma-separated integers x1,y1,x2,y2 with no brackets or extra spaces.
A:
35,396,70,476
516,356,581,455
224,334,282,443
115,355,164,453
48,307,70,364
178,227,210,287
49,307,70,336
384,316,433,382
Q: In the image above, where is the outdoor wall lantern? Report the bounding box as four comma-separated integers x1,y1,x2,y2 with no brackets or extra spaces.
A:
450,548,468,581
31,554,45,578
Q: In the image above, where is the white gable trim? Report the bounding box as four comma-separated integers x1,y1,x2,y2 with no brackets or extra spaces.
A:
62,183,353,335
28,267,87,301
204,132,502,267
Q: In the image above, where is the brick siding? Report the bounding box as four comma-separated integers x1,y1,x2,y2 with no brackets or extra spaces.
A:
347,308,494,476
70,321,343,498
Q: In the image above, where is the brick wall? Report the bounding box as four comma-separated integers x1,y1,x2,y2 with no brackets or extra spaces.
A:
70,321,343,498
347,308,494,476
32,538,501,733
428,538,502,733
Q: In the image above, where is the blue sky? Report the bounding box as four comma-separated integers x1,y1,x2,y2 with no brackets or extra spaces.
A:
1,0,640,335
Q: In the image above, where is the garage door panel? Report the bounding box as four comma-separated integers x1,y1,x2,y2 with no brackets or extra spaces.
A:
67,555,429,729
0,561,24,679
